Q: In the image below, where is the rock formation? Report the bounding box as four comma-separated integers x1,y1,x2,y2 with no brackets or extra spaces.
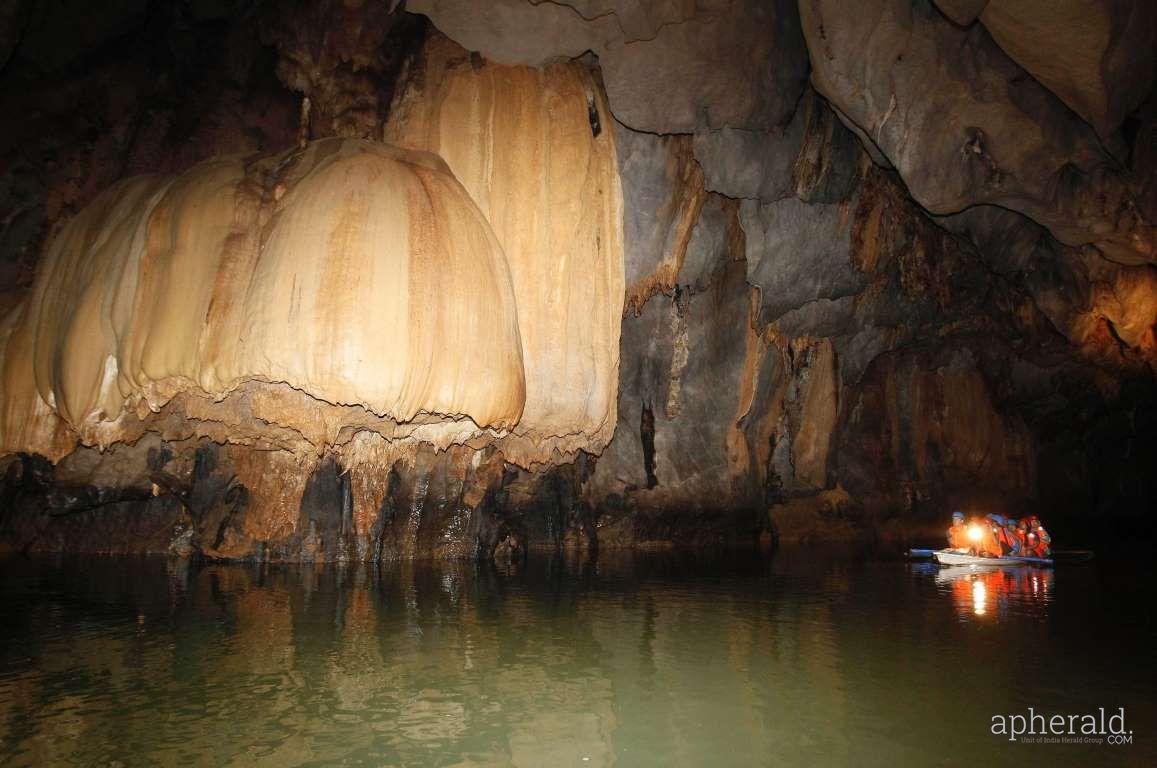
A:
799,0,1155,264
934,0,1156,141
1,29,626,466
0,0,1154,560
1,139,529,461
383,34,625,465
408,0,809,133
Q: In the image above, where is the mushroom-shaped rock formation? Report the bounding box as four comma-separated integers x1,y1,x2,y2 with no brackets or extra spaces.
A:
1,139,529,461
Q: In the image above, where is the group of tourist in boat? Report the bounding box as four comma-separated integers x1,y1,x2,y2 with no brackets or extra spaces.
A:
947,511,1052,559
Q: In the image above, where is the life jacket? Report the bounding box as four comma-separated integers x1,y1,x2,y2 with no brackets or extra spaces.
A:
992,525,1011,553
947,523,970,549
1002,526,1021,555
1032,525,1052,556
976,520,1003,557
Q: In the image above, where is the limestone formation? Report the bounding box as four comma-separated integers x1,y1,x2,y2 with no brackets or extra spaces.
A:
1,1,1155,560
694,119,804,203
799,0,1156,264
1,140,527,461
614,125,706,311
741,194,866,327
1,38,625,475
942,205,1157,373
384,35,625,464
407,0,808,133
934,0,1156,139
838,349,1037,514
264,0,424,140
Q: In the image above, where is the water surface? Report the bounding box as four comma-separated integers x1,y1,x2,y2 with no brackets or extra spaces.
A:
0,550,1152,766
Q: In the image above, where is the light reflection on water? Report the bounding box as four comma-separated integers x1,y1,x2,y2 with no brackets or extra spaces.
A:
0,551,1152,767
932,565,1055,620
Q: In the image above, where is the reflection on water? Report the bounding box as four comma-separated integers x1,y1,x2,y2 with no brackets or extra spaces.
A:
0,551,1153,767
934,565,1055,620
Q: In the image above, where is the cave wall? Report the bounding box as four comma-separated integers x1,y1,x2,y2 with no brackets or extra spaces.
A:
1,0,1154,560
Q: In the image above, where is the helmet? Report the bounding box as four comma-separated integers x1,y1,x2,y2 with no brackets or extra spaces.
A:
1006,518,1018,528
952,511,965,521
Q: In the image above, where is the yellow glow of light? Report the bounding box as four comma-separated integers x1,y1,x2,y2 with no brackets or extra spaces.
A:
972,579,987,616
967,524,983,543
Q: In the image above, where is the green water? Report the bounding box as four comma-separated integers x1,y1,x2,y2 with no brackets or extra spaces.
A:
0,551,1152,766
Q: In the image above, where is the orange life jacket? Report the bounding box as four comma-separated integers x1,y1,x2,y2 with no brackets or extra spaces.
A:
995,526,1017,554
1033,525,1052,556
976,521,1003,557
1000,527,1022,555
947,523,970,549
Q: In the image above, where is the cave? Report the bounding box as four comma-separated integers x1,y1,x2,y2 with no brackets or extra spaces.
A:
0,1,1154,764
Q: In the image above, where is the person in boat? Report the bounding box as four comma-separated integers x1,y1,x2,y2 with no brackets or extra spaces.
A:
1015,519,1030,552
1026,530,1042,557
986,514,1012,554
1002,518,1023,556
1025,515,1052,557
957,515,1004,557
947,511,969,549
974,516,1004,558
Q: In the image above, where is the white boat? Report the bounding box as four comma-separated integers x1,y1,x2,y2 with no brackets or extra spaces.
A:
932,549,1054,567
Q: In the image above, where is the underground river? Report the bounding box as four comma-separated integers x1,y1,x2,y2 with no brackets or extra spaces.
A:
0,550,1151,766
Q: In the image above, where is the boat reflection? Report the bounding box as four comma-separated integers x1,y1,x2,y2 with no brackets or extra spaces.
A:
935,565,1054,620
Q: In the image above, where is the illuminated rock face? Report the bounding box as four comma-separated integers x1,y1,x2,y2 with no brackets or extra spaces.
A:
384,35,625,465
0,140,528,461
0,47,625,469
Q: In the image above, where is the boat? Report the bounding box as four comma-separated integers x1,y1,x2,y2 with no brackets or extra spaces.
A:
932,549,1053,567
909,547,1091,564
